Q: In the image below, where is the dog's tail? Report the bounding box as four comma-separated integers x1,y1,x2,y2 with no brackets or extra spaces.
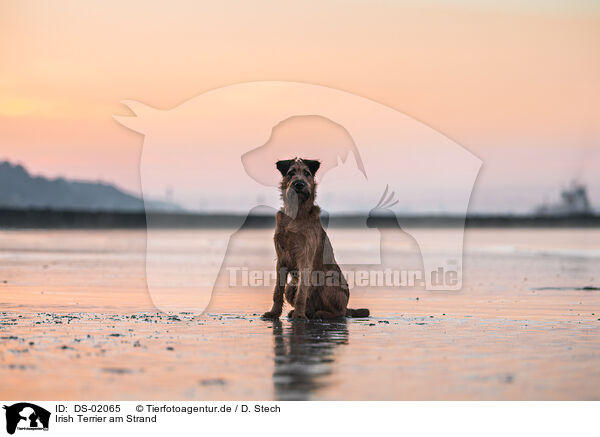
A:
346,308,370,318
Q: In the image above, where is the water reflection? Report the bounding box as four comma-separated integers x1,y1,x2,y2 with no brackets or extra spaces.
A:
271,319,349,400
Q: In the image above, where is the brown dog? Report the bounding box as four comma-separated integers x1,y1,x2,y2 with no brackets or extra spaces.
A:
262,158,370,320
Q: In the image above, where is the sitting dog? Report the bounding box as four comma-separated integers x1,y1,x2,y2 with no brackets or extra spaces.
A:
262,158,370,320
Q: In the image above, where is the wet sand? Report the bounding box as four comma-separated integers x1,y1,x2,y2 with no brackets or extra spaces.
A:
1,229,599,400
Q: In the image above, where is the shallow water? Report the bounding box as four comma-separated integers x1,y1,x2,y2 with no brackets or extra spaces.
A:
1,228,599,400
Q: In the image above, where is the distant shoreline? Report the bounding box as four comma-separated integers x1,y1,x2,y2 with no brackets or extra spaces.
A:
1,208,599,229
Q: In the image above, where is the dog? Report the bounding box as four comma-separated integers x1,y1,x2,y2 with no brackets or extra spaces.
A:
262,158,370,320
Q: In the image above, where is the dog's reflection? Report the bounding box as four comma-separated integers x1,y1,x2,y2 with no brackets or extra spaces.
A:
270,319,349,400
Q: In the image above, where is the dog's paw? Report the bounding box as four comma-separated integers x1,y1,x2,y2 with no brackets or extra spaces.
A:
292,312,308,320
261,311,281,319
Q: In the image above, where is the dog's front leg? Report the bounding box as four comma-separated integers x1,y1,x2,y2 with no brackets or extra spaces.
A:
292,268,310,319
262,263,287,319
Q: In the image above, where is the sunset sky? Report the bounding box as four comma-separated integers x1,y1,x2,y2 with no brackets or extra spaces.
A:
1,0,599,212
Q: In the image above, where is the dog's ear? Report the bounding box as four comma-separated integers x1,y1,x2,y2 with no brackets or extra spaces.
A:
276,160,294,176
303,159,321,176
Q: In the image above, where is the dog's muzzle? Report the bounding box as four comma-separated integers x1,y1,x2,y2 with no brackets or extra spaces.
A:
292,180,307,193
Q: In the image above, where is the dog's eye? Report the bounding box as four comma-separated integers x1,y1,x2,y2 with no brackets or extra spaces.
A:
287,170,295,176
304,170,310,177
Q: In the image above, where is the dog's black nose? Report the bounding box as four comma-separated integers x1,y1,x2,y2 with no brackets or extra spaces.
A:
292,180,307,191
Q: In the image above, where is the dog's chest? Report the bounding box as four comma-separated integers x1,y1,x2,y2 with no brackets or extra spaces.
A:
275,221,319,267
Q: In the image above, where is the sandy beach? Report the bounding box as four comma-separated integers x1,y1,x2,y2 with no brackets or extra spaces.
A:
1,228,599,400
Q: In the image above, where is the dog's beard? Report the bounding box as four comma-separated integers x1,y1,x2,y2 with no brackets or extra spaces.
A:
283,188,303,218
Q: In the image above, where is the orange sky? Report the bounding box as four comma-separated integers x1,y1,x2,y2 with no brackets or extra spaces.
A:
1,0,599,212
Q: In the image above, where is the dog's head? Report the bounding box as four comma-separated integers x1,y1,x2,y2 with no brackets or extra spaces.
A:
276,158,320,204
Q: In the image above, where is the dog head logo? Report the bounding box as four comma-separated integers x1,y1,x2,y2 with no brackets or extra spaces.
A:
3,403,50,435
115,81,481,315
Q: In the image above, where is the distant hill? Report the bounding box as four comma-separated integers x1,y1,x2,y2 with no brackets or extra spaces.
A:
0,161,180,212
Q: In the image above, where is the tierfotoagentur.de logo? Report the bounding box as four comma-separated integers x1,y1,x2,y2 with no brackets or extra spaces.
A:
114,81,481,316
3,403,50,435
